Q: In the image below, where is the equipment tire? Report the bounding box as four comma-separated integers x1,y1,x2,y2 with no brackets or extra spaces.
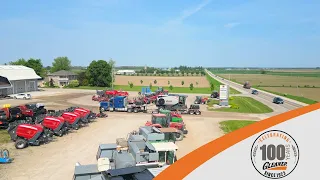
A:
110,108,114,112
15,138,28,149
175,130,184,141
195,111,201,115
100,107,105,112
189,111,194,115
133,108,138,113
127,108,132,113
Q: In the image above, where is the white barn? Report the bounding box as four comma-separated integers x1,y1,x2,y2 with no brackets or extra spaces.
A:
115,70,136,75
0,65,41,95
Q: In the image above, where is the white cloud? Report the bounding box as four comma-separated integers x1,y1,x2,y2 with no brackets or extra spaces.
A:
224,22,240,28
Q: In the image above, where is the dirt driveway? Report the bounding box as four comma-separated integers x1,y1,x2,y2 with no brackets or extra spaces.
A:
0,89,261,180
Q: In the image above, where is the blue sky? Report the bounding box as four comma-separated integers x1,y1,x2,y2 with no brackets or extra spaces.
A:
0,0,319,67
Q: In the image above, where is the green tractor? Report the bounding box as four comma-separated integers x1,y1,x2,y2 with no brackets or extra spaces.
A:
159,109,183,123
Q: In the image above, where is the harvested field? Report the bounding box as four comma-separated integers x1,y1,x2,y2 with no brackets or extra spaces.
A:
115,75,210,87
261,87,320,101
218,74,320,87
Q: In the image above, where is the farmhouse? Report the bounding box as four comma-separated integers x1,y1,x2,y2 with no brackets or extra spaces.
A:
116,70,136,75
0,65,41,95
47,70,78,87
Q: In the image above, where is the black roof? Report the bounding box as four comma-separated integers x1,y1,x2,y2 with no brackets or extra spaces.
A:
48,70,77,76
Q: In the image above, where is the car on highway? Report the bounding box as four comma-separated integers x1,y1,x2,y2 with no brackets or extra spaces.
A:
13,93,32,100
252,90,259,95
273,97,284,104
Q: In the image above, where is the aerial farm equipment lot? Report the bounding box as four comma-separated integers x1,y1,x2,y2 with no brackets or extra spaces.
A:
0,89,261,180
114,75,210,87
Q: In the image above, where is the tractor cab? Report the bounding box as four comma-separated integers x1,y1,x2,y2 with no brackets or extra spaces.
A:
151,114,170,128
159,109,182,123
151,142,178,165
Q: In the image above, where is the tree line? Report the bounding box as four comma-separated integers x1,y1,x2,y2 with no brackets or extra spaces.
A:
7,57,115,87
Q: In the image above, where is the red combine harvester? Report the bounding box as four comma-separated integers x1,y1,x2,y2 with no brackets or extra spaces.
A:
61,112,81,130
7,123,53,149
35,116,69,137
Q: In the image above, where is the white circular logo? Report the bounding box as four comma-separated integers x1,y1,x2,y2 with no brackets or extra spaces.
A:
251,130,299,179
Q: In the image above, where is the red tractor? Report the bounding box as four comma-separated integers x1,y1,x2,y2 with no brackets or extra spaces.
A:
1,106,23,123
145,114,187,141
16,105,34,120
7,123,53,149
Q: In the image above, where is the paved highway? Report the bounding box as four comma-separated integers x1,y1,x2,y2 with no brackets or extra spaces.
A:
205,69,307,114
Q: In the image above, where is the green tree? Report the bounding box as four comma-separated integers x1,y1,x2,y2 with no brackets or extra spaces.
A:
68,80,80,88
140,80,143,84
210,83,215,91
189,83,194,90
9,58,27,66
181,80,185,86
129,82,134,88
169,85,173,90
26,58,45,78
168,80,170,85
77,71,89,86
9,58,45,78
51,56,71,73
87,60,112,87
154,80,157,84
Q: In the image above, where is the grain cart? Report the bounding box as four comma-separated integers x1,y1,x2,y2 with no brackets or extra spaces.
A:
243,81,251,89
145,114,187,141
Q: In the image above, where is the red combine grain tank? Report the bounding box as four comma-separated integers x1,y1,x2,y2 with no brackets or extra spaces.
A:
42,116,69,136
8,123,53,149
61,112,81,130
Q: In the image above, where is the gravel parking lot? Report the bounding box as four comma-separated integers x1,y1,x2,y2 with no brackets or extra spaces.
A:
0,88,261,180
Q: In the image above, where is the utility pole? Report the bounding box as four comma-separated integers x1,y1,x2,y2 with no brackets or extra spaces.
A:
111,66,114,90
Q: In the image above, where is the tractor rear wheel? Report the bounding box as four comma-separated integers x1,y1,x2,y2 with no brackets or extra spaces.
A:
15,138,28,149
175,130,184,141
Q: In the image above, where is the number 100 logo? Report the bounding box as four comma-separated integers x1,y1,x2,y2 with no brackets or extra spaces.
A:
251,130,299,179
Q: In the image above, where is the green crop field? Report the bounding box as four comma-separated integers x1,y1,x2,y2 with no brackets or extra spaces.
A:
219,120,257,134
212,71,319,104
209,96,273,114
209,69,320,77
205,73,240,94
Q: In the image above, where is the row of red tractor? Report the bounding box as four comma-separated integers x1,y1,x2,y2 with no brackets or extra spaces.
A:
1,103,106,149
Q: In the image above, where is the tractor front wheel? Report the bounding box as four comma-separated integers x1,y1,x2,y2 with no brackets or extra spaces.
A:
15,138,28,149
127,108,132,113
133,108,139,113
189,111,194,115
195,111,201,115
175,130,184,141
